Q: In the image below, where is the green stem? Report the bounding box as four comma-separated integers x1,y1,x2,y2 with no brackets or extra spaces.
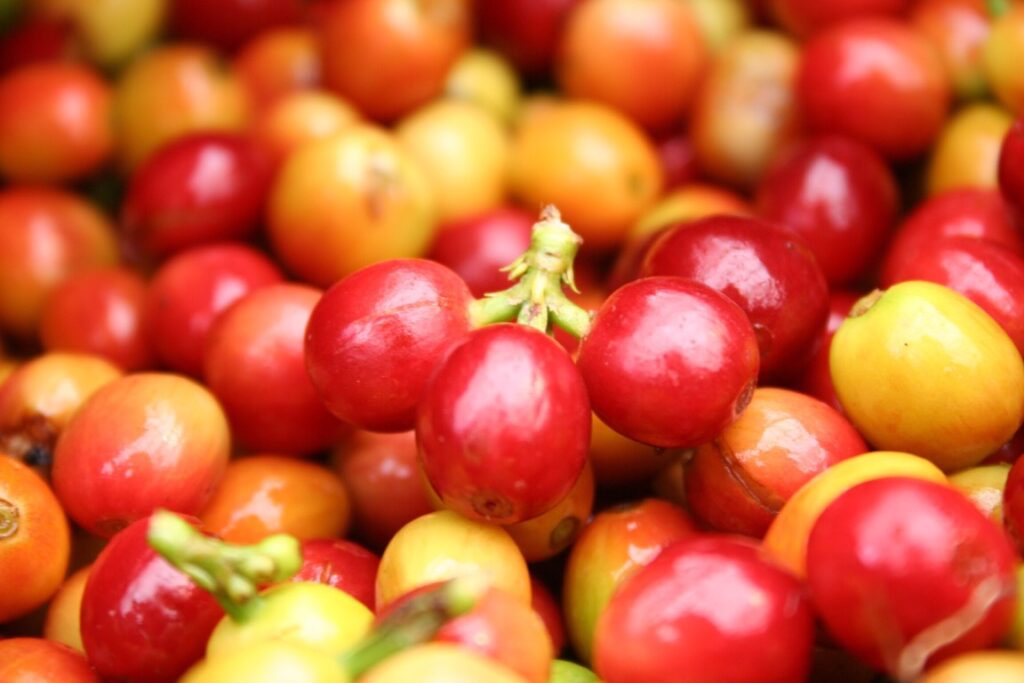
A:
469,205,593,339
147,510,302,622
339,577,485,677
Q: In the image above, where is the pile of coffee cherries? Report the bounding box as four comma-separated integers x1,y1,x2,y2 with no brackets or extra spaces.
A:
2,0,1024,681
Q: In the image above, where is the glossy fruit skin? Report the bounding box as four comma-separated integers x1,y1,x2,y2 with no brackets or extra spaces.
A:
436,586,554,683
360,643,526,683
0,457,70,623
169,0,303,52
506,462,594,562
881,188,1024,282
39,266,155,372
950,463,1010,524
556,0,706,133
685,387,867,537
206,582,373,657
204,283,344,455
36,0,166,69
920,651,1024,683
609,183,752,290
306,259,473,433
0,61,112,183
593,536,815,683
640,214,829,382
43,565,91,653
200,455,351,544
331,431,436,550
121,132,274,261
380,582,552,683
293,538,380,611
755,134,899,286
999,118,1024,216
578,276,759,448
112,44,250,170
589,416,671,491
395,100,510,225
1002,455,1024,554
530,578,566,654
319,0,471,122
794,289,861,412
444,47,522,125
0,638,99,683
563,499,696,664
180,642,349,683
508,101,663,250
984,5,1024,115
763,451,948,578
267,124,437,287
910,0,990,101
830,281,1024,472
0,186,117,339
253,90,361,167
145,243,285,377
925,103,1012,195
428,207,534,298
417,324,589,524
880,236,1024,356
806,477,1018,677
376,509,531,610
80,516,224,683
690,30,801,188
475,0,582,78
52,373,231,537
0,352,122,474
233,28,322,114
797,19,951,159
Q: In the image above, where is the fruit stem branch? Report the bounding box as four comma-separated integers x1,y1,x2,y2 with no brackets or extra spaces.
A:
469,205,593,338
147,509,302,622
338,577,485,677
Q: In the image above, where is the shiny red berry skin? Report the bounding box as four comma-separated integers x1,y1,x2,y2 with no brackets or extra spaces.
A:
640,214,829,382
807,477,1018,678
880,188,1024,283
51,373,230,537
204,283,345,455
593,536,814,683
880,236,1024,356
1001,455,1024,553
305,259,474,433
428,207,534,298
40,266,155,372
121,132,274,261
999,118,1024,217
146,242,285,377
796,19,951,159
577,276,759,448
417,324,590,524
293,538,381,612
793,289,862,413
80,516,224,683
756,135,899,286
